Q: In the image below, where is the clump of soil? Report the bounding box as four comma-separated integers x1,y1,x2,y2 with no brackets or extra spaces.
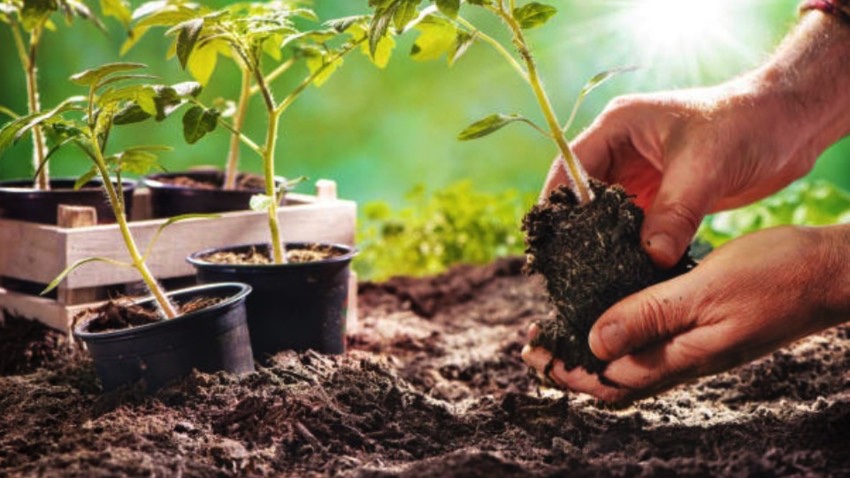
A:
523,181,693,375
202,244,345,265
77,296,224,334
157,172,265,191
0,311,79,376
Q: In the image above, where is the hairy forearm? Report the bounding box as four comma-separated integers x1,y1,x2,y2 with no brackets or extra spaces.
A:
818,223,850,327
752,12,850,159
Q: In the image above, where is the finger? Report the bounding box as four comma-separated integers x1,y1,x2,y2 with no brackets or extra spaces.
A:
589,272,697,361
546,360,631,403
641,158,716,268
601,332,709,396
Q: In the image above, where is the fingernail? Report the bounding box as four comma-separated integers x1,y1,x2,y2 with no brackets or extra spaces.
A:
591,322,628,359
646,233,676,266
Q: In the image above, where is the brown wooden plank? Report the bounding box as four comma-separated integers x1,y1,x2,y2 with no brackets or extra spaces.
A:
0,194,355,288
0,219,67,285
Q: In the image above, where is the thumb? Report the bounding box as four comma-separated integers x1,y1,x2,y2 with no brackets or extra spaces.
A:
589,275,696,361
641,160,715,268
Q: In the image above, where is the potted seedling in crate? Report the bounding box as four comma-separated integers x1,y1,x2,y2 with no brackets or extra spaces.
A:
0,0,135,224
175,5,390,359
369,0,693,375
0,62,254,392
123,0,375,217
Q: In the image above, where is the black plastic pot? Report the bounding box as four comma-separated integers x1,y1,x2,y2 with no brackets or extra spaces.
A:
187,243,355,359
0,178,135,224
74,282,254,392
144,170,280,218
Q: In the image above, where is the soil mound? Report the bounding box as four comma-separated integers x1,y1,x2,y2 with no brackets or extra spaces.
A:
1,261,848,476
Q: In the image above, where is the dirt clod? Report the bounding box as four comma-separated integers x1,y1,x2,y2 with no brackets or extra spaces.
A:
523,181,693,374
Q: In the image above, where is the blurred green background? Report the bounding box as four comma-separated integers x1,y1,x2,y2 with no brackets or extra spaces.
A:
1,0,849,279
2,0,847,202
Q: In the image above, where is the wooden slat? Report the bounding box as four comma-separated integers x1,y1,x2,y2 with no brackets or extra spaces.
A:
0,220,66,285
0,194,355,288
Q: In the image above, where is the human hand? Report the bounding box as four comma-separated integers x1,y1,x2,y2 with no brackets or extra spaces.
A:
522,224,850,404
544,80,819,269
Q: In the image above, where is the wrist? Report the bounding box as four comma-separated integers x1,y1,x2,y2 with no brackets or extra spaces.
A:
749,12,850,161
814,224,850,327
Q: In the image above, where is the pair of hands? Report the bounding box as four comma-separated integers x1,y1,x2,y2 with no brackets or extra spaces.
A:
522,76,850,403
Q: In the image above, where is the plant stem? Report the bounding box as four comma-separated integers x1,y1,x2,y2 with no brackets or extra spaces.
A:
454,16,528,83
91,145,179,319
491,8,593,204
21,27,49,190
223,67,251,191
263,108,285,264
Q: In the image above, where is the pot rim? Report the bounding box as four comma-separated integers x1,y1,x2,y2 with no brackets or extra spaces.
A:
186,242,358,270
74,282,252,339
0,177,137,193
143,170,284,191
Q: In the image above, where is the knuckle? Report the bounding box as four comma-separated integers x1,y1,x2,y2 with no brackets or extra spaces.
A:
635,293,674,341
664,201,703,236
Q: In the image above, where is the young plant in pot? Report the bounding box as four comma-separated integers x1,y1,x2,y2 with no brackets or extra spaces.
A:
123,1,380,217
368,0,694,376
182,5,392,360
0,0,136,224
1,62,255,392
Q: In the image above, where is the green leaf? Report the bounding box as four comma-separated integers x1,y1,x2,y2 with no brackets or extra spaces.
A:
182,105,218,144
0,105,19,119
305,50,344,87
95,73,160,90
458,113,540,140
186,41,219,86
99,0,131,27
563,66,637,133
42,256,132,295
250,193,273,212
110,145,171,175
74,166,98,190
142,212,221,261
512,2,557,29
0,96,85,153
21,0,57,31
392,0,418,33
410,16,457,62
174,17,203,70
363,32,395,68
113,81,202,124
435,0,459,18
99,84,157,116
70,62,146,87
448,30,475,65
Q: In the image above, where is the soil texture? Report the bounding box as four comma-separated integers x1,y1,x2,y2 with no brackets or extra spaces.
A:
202,244,345,265
157,173,265,191
523,181,694,375
1,258,849,476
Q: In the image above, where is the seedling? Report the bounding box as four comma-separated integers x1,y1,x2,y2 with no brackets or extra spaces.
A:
0,62,209,319
0,0,131,190
369,0,635,205
131,1,392,264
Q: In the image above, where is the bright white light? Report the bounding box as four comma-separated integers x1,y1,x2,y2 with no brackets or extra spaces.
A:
621,0,758,84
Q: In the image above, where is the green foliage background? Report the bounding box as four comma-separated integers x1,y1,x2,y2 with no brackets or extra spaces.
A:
1,0,849,279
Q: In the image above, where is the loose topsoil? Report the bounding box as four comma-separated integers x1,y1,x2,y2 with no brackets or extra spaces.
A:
1,258,849,477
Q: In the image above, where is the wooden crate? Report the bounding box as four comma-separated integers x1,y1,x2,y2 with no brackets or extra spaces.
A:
0,180,357,332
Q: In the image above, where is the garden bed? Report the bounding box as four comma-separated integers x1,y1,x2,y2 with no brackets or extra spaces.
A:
1,257,849,476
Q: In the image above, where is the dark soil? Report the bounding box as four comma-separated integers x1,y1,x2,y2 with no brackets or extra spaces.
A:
76,296,223,334
1,259,849,476
158,173,265,191
202,244,345,265
523,182,694,375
